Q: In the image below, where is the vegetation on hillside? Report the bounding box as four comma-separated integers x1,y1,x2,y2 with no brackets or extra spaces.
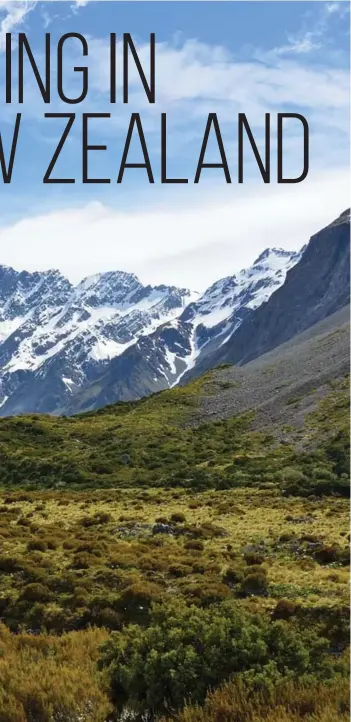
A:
0,374,349,497
0,373,349,721
0,624,111,722
165,676,350,722
99,599,348,719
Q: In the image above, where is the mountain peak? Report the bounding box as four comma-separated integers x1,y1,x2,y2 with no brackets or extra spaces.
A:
326,208,350,230
77,269,141,292
0,210,347,416
253,247,296,266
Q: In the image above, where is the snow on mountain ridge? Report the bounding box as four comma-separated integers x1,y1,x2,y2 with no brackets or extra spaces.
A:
162,247,302,387
0,246,302,415
0,279,196,372
0,264,199,410
253,247,295,265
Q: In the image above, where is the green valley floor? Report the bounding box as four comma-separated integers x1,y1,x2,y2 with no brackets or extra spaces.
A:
0,368,349,722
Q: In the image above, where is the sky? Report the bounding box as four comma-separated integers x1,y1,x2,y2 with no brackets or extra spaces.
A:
0,0,349,291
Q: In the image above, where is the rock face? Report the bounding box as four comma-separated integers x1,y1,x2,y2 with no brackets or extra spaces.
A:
0,269,197,414
63,247,301,414
200,209,350,370
0,209,348,415
0,246,300,415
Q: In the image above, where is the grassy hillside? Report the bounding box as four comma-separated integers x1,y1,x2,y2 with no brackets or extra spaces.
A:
0,371,349,497
0,368,349,721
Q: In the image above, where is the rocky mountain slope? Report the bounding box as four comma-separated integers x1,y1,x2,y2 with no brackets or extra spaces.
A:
67,208,349,414
64,247,301,414
190,305,349,434
0,246,300,415
0,268,197,414
196,209,350,373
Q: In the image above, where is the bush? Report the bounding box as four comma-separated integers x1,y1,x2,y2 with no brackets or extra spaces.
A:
169,564,191,578
0,557,22,573
314,545,349,565
0,624,112,722
99,600,332,719
170,512,186,524
80,512,112,527
116,582,163,623
240,571,268,597
184,540,204,551
27,539,48,552
90,607,122,630
45,537,59,550
282,467,306,483
222,567,244,586
272,599,299,620
326,430,350,477
183,581,231,606
20,583,52,603
166,676,350,722
243,552,265,566
70,553,92,570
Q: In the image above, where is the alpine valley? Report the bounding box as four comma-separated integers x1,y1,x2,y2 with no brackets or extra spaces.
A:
0,208,349,722
0,208,349,416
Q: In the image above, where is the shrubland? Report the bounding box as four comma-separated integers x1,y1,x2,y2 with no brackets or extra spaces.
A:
164,676,350,722
0,374,348,497
0,373,348,721
0,624,111,722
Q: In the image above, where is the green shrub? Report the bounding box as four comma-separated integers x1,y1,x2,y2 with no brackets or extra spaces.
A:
27,539,48,552
240,571,268,597
116,582,163,623
314,545,349,565
169,564,191,578
184,540,204,551
272,599,299,620
222,567,244,586
243,552,265,566
20,583,52,603
99,600,332,718
0,557,22,573
170,512,186,524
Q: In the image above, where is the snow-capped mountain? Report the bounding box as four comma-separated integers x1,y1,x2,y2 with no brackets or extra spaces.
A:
0,267,197,414
170,247,302,382
0,246,301,416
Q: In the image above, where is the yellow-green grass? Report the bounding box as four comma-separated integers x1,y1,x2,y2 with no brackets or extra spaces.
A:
0,486,348,630
0,376,348,721
0,376,348,494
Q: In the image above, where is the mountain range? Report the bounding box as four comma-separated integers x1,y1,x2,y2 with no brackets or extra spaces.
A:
0,208,349,416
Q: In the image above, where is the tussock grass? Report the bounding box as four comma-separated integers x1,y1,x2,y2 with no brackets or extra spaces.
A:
0,377,348,720
166,676,350,722
0,624,111,722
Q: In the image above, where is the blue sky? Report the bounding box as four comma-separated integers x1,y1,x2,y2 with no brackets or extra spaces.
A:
0,0,349,289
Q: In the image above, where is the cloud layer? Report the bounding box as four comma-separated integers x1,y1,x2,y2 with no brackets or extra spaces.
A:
0,1,349,289
0,167,349,290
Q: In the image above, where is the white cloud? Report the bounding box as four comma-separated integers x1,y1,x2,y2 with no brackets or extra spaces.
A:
0,0,348,291
2,28,348,121
1,8,348,172
85,37,349,116
272,0,350,57
0,167,349,290
0,0,92,44
7,32,347,183
0,1,36,50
